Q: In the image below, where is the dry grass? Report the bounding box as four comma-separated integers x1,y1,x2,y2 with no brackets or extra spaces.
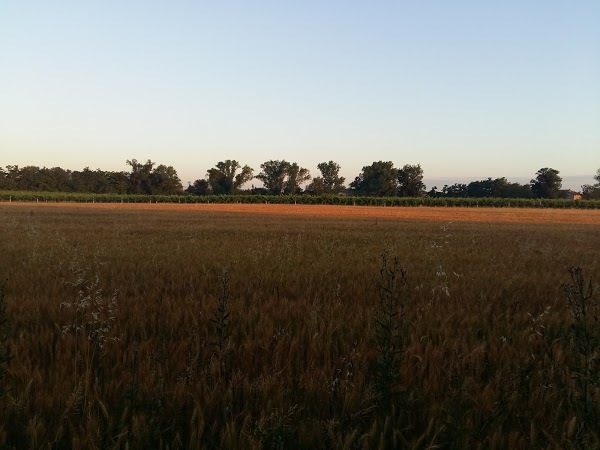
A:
0,203,599,448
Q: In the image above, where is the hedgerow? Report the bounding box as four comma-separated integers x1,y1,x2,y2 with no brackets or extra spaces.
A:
1,190,599,209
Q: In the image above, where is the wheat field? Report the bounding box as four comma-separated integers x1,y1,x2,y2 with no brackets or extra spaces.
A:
0,203,599,449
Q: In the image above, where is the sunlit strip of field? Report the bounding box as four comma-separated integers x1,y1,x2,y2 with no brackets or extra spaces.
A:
3,201,600,224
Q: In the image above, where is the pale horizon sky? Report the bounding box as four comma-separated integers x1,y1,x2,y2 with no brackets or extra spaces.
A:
1,2,599,191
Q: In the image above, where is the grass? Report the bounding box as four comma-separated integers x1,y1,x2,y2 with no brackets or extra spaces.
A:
0,203,599,448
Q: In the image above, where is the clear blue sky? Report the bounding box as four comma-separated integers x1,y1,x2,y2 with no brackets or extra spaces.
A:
1,1,599,190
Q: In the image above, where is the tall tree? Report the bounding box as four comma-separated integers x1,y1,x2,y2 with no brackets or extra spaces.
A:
284,162,311,194
307,161,345,194
126,159,183,195
256,160,290,195
397,164,425,197
149,164,183,195
256,160,311,195
71,167,109,193
305,177,326,195
531,168,562,199
46,167,72,191
487,178,531,198
13,166,41,191
581,168,600,199
207,160,253,195
1,166,18,190
350,161,398,196
0,168,7,190
105,171,129,194
126,159,155,194
442,183,468,197
186,179,211,195
466,178,495,198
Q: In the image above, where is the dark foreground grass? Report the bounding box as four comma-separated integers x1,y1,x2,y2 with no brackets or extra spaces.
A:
0,204,599,449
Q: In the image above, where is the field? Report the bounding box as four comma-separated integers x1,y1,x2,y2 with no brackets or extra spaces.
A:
0,203,599,449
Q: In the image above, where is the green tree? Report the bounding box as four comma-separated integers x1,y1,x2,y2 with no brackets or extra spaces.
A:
491,178,531,198
46,167,72,191
0,167,16,190
314,161,345,194
397,164,425,197
126,159,155,194
256,160,287,195
442,183,468,198
186,179,211,195
33,167,56,191
105,171,129,194
305,178,325,195
207,160,254,195
284,162,311,194
71,167,110,193
126,159,182,195
427,186,440,197
149,164,183,195
256,160,311,195
13,166,42,191
466,178,494,198
581,169,600,200
350,161,398,196
531,167,562,199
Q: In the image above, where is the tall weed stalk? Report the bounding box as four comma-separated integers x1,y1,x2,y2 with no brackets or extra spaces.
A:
0,280,12,398
561,266,599,441
374,253,407,412
211,270,232,379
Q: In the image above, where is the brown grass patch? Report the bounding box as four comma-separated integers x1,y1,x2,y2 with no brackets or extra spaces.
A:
0,202,599,448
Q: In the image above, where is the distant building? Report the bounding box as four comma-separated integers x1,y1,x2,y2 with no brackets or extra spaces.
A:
559,189,582,200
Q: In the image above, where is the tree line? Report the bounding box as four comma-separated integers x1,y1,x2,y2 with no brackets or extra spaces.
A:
0,160,182,196
1,159,599,199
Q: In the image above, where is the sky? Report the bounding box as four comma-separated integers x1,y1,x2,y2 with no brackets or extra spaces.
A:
1,1,599,190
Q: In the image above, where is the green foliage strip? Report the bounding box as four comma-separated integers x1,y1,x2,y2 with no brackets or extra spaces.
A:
1,190,600,209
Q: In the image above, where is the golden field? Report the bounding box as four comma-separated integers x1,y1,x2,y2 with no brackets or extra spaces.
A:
0,203,599,449
9,201,600,223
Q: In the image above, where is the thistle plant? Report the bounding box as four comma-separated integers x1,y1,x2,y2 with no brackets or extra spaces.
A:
252,405,299,450
210,270,231,378
60,249,119,383
374,252,407,411
0,280,12,398
561,266,599,439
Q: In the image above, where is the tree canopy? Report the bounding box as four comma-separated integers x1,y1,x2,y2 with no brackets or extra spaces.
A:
207,160,254,195
255,160,290,195
307,161,345,195
255,160,311,195
126,159,183,195
531,168,562,199
350,161,398,196
0,159,589,201
397,164,425,197
284,162,311,194
581,168,600,199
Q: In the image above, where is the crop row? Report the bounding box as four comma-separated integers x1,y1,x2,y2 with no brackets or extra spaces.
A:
1,190,600,209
